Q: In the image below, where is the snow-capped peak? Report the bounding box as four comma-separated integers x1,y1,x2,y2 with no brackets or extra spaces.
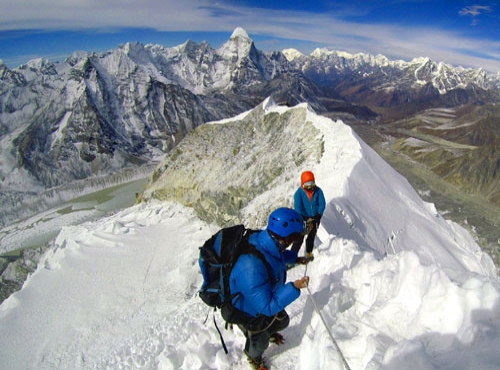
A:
335,50,355,59
24,58,49,69
230,27,250,40
411,56,431,64
310,47,336,58
282,48,304,61
262,96,277,110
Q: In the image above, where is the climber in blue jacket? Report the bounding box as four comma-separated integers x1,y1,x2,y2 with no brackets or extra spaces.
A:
228,207,310,369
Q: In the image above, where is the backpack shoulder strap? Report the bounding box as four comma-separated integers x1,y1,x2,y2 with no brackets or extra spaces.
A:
218,224,246,262
235,230,273,283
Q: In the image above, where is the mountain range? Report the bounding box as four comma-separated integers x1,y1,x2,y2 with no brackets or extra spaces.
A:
1,27,499,264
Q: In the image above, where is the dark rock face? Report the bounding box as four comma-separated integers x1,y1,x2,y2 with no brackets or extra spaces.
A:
0,245,49,304
0,36,322,192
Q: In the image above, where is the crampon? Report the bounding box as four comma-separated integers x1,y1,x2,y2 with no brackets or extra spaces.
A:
245,351,267,370
269,332,285,345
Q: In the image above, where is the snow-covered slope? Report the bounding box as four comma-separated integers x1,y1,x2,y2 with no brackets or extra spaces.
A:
0,101,499,369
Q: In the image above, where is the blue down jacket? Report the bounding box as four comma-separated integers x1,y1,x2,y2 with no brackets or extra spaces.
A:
228,230,300,318
294,186,326,219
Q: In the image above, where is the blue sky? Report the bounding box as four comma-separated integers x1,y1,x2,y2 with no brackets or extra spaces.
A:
1,1,499,72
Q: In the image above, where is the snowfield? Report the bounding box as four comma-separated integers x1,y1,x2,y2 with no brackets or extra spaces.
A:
0,101,499,370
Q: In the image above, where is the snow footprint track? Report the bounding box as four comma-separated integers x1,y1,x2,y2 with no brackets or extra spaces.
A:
99,299,234,369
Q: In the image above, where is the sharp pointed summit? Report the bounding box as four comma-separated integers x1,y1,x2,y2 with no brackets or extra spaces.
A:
220,27,254,57
230,27,250,40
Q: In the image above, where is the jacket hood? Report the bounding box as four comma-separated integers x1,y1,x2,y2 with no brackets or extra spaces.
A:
301,171,315,187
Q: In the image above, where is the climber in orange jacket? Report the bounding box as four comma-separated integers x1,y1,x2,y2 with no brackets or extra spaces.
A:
291,171,326,261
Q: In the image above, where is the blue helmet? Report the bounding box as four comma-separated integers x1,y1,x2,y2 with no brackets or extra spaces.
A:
267,207,304,238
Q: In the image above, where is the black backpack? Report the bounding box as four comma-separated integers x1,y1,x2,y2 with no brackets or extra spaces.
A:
198,224,272,353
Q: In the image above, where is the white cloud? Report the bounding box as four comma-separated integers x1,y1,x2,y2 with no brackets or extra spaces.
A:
459,5,493,26
459,5,492,17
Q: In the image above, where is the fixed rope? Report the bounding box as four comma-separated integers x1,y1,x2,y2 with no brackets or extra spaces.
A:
304,263,353,370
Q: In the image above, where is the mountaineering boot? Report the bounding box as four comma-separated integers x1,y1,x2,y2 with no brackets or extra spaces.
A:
269,332,285,345
305,252,314,262
245,351,268,370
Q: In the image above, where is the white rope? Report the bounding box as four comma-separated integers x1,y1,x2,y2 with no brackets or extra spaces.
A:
304,264,353,370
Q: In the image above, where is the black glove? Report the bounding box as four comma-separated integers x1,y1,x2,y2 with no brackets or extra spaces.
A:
314,214,321,226
295,257,310,265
